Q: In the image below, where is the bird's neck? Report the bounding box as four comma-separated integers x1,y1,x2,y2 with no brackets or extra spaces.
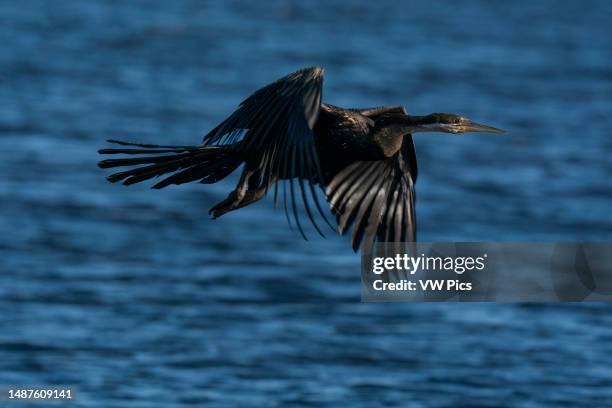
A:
378,115,438,133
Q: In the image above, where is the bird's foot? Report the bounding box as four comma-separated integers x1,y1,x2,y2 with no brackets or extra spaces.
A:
209,190,243,219
209,185,269,219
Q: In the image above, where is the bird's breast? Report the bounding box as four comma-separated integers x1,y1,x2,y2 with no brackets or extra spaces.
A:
312,113,385,182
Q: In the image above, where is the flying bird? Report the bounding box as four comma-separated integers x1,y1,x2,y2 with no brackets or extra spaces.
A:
98,67,504,252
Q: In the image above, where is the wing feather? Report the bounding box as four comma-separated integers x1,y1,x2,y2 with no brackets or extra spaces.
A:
202,67,331,236
326,135,418,253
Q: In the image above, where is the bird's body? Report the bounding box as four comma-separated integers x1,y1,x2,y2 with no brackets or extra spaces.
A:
315,104,397,180
99,67,503,252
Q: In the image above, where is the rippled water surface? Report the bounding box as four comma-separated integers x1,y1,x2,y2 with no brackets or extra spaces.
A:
2,1,612,406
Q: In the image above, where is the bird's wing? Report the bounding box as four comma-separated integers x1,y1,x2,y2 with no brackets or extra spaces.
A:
357,105,417,180
202,67,331,238
326,135,417,252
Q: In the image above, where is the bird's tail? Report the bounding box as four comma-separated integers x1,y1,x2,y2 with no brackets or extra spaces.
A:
97,139,242,188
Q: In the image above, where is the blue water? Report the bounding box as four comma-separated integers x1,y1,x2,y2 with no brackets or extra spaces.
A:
1,1,612,406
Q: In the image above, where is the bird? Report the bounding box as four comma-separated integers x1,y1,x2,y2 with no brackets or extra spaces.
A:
98,67,504,252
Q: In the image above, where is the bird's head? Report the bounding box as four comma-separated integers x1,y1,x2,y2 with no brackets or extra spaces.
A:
419,113,505,134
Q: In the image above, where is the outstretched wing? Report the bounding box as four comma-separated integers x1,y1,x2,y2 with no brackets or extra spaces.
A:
326,135,417,252
202,67,330,238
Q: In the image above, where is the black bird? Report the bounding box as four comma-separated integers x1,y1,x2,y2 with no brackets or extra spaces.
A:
98,67,504,252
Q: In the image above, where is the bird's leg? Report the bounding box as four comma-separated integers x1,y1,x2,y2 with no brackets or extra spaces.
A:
208,169,250,219
209,169,273,219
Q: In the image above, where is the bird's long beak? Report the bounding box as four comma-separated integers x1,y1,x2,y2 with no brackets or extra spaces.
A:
459,120,505,134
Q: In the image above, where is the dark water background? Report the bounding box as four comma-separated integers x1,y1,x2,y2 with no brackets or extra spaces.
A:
2,1,612,406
